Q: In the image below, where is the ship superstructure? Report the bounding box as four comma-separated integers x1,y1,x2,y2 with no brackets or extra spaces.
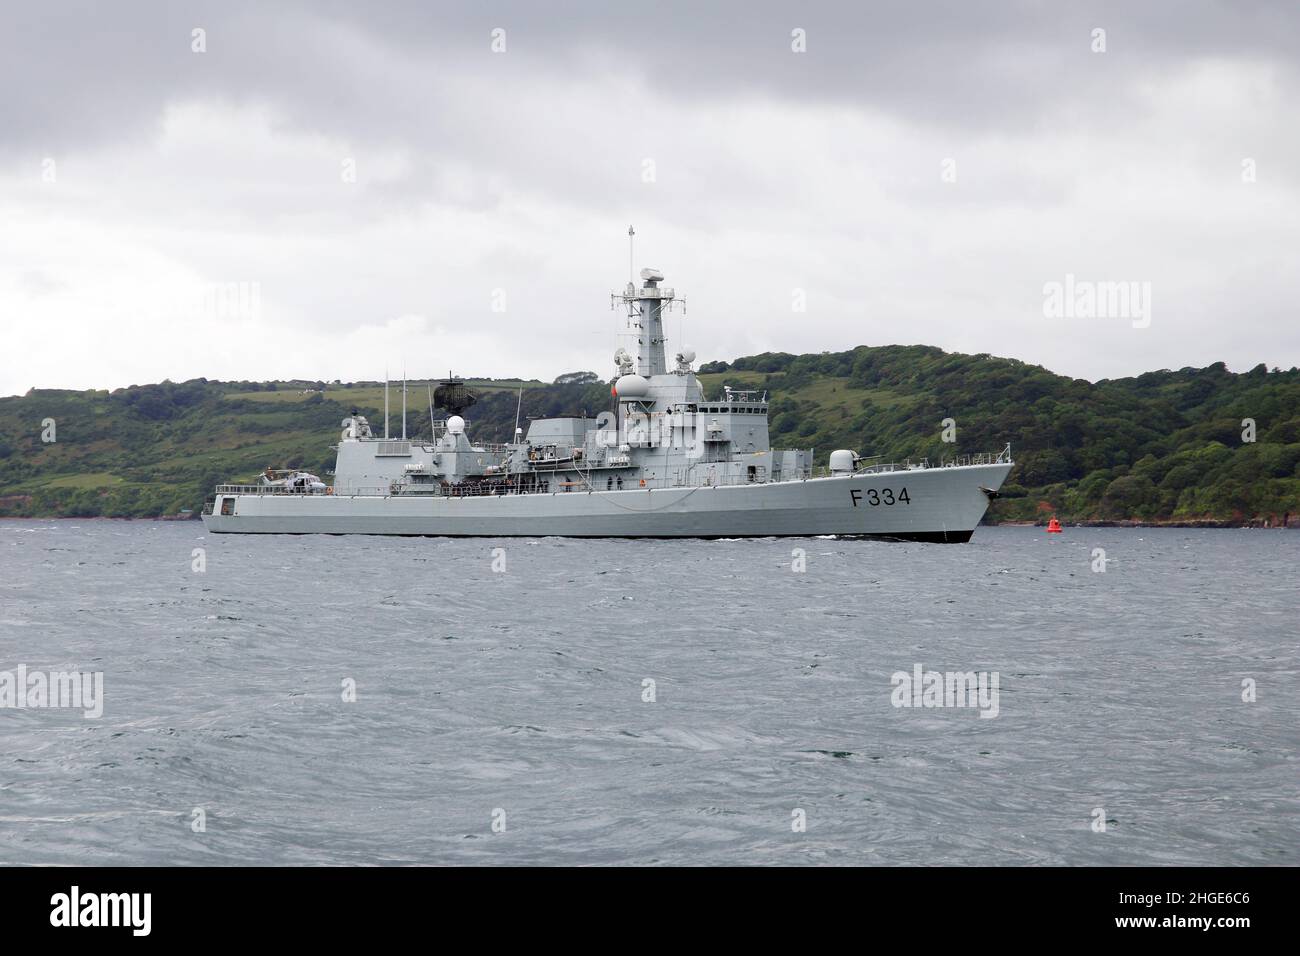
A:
202,260,1013,540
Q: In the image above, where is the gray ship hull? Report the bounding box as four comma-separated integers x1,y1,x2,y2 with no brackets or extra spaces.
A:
201,462,1012,540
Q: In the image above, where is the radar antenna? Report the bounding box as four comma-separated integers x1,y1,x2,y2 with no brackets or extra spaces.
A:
433,375,478,416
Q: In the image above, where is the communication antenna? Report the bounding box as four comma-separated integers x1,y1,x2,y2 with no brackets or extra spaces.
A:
628,225,635,284
513,383,524,445
401,366,407,440
384,367,390,440
427,382,435,440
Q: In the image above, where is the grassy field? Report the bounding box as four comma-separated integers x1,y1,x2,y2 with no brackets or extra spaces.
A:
43,471,127,490
226,379,546,406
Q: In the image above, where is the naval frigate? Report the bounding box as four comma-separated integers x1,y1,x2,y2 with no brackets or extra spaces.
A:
201,262,1013,540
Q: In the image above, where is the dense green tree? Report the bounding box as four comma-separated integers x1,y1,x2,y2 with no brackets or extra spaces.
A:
2,352,1298,523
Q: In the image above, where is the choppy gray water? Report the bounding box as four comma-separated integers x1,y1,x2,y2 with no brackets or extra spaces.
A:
1,520,1295,866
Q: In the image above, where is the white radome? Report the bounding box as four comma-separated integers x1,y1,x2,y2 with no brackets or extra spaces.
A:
615,374,650,398
447,415,466,434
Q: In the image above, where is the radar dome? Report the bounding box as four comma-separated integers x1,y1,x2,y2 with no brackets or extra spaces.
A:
615,374,650,399
447,415,466,434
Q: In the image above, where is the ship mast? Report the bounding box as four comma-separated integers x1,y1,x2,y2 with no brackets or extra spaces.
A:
611,229,683,378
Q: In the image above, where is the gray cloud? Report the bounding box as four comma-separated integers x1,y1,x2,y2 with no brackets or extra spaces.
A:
1,1,1297,396
11,1,1299,149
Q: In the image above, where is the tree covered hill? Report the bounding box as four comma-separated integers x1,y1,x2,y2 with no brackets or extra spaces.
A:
1,346,1297,525
703,347,1300,525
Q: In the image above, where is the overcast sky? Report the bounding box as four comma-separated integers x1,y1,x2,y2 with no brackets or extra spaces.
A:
2,0,1297,396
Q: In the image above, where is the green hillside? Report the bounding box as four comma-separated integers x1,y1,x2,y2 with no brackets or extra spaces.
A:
2,346,1298,525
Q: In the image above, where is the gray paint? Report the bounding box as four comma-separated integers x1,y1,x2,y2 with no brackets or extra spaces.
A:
203,266,1013,539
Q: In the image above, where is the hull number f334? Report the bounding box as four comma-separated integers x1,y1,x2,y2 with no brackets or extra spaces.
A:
851,487,911,507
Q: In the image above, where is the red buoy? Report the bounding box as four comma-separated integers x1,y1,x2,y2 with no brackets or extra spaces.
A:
1046,516,1063,533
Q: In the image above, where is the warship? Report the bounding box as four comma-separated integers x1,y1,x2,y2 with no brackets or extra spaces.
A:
202,259,1013,540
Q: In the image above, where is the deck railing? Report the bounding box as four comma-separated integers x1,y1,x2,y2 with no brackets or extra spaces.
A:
214,484,329,495
849,443,1013,476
